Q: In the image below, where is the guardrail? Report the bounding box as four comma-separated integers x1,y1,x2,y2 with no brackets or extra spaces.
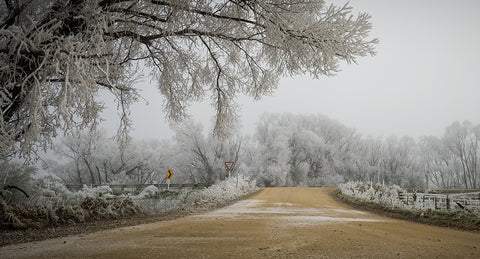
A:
65,183,213,194
399,191,480,212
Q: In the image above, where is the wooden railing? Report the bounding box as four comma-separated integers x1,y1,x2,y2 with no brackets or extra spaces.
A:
399,191,480,212
65,183,212,194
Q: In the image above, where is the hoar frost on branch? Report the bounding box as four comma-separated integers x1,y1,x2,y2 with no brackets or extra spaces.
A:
0,0,378,158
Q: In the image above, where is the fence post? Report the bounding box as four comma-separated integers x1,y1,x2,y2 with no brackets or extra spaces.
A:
446,195,450,210
434,197,438,210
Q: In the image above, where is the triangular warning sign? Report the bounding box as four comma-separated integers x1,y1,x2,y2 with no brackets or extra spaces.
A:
224,161,235,171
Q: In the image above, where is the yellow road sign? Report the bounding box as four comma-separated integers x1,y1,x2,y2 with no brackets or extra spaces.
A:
167,170,173,179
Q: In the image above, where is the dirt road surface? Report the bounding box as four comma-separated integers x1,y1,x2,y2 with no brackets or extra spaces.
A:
2,187,480,258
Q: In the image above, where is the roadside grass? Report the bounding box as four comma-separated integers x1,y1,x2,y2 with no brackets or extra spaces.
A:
333,189,480,232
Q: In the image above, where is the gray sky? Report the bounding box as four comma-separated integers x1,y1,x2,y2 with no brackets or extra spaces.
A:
102,0,480,140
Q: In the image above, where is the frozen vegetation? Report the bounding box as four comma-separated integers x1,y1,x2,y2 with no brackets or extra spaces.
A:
136,175,257,213
1,174,142,229
338,181,480,232
0,174,257,229
338,181,407,209
339,181,480,215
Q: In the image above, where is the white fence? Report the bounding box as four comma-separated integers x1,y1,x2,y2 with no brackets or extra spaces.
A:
399,191,480,212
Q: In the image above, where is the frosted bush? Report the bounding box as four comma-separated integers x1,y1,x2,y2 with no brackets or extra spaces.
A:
33,174,71,198
31,175,115,206
29,173,257,216
30,174,73,206
339,181,406,209
136,185,159,199
79,185,114,198
3,176,145,229
185,174,257,209
152,174,258,212
152,191,191,212
51,185,115,206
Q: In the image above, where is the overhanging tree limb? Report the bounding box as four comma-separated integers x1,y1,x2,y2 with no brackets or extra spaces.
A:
0,0,378,159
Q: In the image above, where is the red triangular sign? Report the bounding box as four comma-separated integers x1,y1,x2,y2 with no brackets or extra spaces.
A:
224,161,235,171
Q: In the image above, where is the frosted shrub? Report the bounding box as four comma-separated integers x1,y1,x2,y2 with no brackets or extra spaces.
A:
153,191,191,212
136,185,159,199
30,174,73,206
152,174,258,212
339,181,406,209
20,173,257,225
80,197,142,220
186,174,257,209
31,174,115,206
33,174,71,198
61,185,115,205
79,185,114,198
0,174,149,229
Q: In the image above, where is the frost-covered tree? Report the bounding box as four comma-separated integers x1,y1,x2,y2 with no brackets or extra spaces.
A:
253,114,289,186
0,0,377,158
50,129,173,184
415,121,480,189
53,129,113,184
249,113,356,187
443,121,480,189
0,160,36,201
173,120,242,183
380,136,420,187
246,113,431,188
174,121,213,182
349,136,383,183
419,136,459,189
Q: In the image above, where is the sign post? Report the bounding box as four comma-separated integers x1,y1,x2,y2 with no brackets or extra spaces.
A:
224,161,235,178
167,170,173,190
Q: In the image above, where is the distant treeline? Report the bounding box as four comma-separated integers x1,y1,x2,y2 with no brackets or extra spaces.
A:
3,114,479,190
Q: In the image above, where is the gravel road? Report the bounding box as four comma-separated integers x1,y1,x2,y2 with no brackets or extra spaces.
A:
1,187,480,258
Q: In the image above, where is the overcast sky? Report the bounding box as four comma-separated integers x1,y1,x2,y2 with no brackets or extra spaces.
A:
102,0,480,140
